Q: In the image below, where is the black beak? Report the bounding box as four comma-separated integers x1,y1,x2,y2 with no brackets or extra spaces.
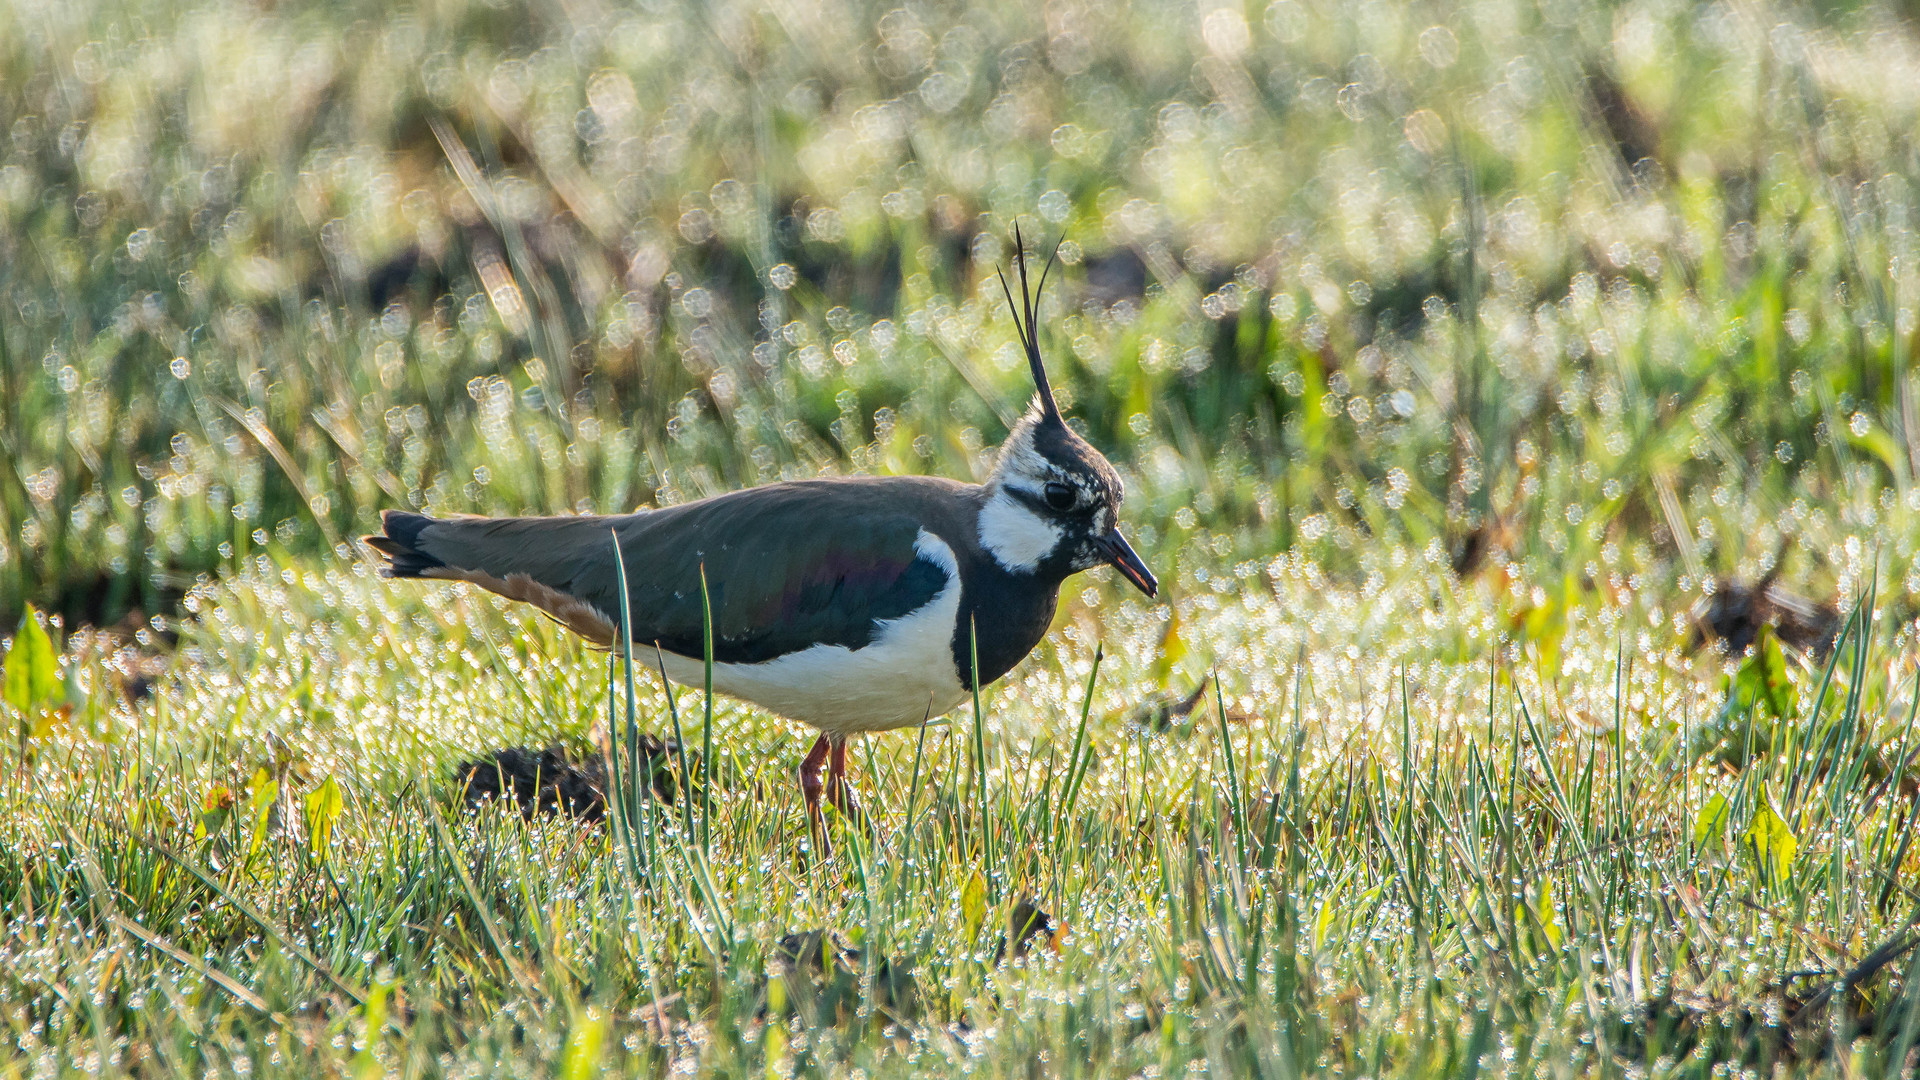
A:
1093,529,1158,598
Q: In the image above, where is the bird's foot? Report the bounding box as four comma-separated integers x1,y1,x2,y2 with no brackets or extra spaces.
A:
824,776,865,827
798,733,834,854
822,737,874,837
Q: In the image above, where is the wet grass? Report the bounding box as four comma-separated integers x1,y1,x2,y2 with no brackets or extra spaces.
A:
7,559,1920,1077
6,0,1920,1073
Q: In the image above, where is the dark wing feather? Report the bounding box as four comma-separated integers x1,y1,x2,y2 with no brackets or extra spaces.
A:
590,483,950,663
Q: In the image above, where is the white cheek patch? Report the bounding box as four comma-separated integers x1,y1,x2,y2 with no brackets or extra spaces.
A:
979,490,1064,573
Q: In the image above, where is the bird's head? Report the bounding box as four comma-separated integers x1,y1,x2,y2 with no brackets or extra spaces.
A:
979,232,1157,598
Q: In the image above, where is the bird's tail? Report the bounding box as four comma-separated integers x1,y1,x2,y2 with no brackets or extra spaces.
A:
362,509,624,643
361,510,447,578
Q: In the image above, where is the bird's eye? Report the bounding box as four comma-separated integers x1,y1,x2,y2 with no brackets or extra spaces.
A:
1043,482,1076,511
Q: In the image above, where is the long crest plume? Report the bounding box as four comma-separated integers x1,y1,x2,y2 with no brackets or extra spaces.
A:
996,225,1063,422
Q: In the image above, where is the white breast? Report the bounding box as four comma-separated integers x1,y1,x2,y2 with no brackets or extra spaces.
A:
648,529,970,736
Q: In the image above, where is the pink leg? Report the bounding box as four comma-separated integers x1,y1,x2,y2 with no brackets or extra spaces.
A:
797,734,830,821
825,737,860,819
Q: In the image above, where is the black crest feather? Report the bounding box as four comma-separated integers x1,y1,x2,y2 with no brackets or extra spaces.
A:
997,225,1063,422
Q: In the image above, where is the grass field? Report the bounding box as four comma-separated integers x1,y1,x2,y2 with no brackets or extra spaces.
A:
7,0,1920,1074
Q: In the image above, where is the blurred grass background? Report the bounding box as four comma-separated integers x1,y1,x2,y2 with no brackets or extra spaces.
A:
4,0,1918,628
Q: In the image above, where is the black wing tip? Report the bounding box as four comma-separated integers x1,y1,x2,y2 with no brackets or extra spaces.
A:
363,509,445,578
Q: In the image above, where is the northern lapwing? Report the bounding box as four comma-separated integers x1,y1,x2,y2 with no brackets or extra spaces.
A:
364,236,1157,822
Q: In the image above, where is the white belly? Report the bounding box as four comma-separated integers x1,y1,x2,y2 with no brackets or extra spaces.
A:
649,530,970,737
